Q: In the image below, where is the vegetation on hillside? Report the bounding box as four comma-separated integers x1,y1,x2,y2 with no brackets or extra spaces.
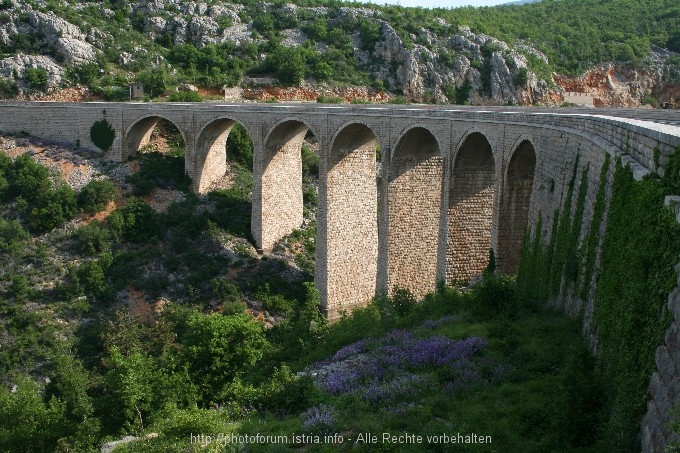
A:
0,0,679,101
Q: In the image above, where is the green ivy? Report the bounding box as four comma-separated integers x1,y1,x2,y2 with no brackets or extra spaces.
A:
579,153,610,300
518,146,680,451
593,154,680,451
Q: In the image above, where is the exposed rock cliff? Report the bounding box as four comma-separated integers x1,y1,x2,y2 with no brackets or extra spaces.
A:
0,0,678,106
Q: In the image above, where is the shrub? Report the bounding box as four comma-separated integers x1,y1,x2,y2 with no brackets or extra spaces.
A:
0,376,67,452
90,118,116,152
24,68,48,90
182,312,268,399
513,67,529,87
641,92,659,108
7,153,51,203
110,198,160,243
27,184,77,233
301,143,319,177
78,179,118,214
316,95,343,104
75,220,112,255
168,90,203,102
126,152,190,195
0,217,30,252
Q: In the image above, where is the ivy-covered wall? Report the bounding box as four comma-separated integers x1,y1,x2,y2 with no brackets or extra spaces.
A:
518,147,680,451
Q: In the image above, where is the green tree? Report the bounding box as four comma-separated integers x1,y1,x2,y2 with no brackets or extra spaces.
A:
267,46,305,85
7,153,51,203
78,179,118,214
0,376,67,451
24,67,48,90
46,353,100,449
27,184,77,232
226,123,254,169
103,347,155,431
136,68,168,97
182,312,268,400
90,118,116,152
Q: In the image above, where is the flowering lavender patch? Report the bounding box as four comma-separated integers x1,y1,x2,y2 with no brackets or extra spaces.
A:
387,402,417,416
443,365,484,394
421,315,457,329
359,374,425,403
301,404,336,434
312,330,490,402
331,338,368,361
320,367,362,394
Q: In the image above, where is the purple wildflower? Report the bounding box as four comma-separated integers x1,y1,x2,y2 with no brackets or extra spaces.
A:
301,404,336,434
421,315,456,329
331,339,368,361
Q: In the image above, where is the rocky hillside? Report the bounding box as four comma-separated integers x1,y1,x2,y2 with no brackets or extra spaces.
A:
0,0,679,106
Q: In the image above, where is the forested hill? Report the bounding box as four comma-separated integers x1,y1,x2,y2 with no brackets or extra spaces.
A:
0,0,679,106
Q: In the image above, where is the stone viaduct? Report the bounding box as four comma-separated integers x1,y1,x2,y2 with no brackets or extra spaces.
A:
1,101,680,450
0,102,678,318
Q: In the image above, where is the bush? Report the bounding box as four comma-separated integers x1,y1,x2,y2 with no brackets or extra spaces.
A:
168,90,203,102
75,220,112,255
182,312,268,400
90,118,116,152
641,92,659,108
513,67,529,87
27,184,77,232
0,376,67,452
110,198,161,243
470,275,518,320
316,95,343,104
24,68,48,90
0,217,30,252
78,179,118,214
7,153,51,203
126,152,190,195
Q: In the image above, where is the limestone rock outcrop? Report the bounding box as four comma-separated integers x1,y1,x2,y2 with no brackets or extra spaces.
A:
0,54,64,92
26,11,96,64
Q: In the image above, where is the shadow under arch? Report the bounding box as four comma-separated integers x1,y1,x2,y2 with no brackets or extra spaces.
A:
387,126,443,299
446,131,496,283
194,117,253,194
497,139,536,274
258,119,314,252
322,122,381,318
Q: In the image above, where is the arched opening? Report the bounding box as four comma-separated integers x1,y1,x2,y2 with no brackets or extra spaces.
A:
259,120,317,252
447,132,495,283
324,123,380,317
387,127,443,299
123,116,191,194
195,119,253,194
124,116,186,160
497,140,536,274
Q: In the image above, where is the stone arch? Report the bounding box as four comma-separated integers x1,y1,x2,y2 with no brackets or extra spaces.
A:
446,131,496,283
259,118,315,252
324,122,381,316
387,125,443,299
123,114,188,161
194,117,253,194
497,139,537,274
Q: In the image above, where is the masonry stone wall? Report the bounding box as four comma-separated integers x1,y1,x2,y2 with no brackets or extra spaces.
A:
323,124,379,320
259,121,306,252
3,102,680,450
446,132,496,282
194,119,235,194
387,127,443,300
496,140,536,274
